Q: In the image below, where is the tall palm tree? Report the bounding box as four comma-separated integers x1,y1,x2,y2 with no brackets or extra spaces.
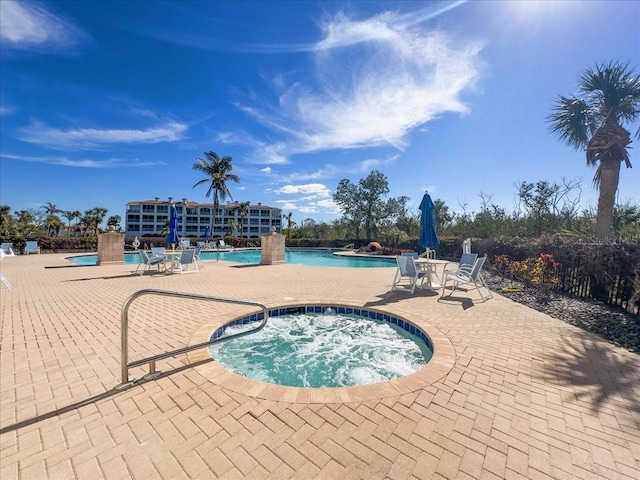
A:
61,210,76,236
234,201,250,238
548,61,640,238
192,151,240,234
283,212,296,237
40,202,60,236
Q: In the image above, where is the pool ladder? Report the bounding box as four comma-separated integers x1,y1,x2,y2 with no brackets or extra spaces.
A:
116,289,269,390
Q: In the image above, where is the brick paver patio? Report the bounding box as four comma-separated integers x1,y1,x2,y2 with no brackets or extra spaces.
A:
1,252,638,479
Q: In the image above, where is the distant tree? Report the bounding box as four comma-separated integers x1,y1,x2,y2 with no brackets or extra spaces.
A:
82,207,108,236
0,205,10,227
432,199,452,234
41,202,61,236
192,151,240,233
334,170,390,242
14,210,34,235
61,210,77,236
227,218,239,237
333,179,364,239
283,212,296,237
548,61,640,238
107,215,122,231
233,201,250,238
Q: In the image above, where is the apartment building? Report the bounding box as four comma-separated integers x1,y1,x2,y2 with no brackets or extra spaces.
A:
124,198,282,238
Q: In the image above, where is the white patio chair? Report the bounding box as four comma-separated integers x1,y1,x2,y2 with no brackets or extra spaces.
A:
441,256,492,302
25,241,41,255
1,243,15,256
392,255,427,294
0,250,11,290
134,250,166,275
169,249,198,274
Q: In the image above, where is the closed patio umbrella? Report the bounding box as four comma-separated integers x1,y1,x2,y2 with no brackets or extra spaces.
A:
418,192,439,253
204,226,210,243
166,204,179,250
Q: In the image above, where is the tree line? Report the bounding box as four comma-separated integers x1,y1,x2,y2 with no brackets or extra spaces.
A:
282,170,639,244
0,203,118,238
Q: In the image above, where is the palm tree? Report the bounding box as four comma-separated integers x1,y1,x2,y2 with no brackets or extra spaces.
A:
192,151,240,234
82,207,108,236
234,201,250,238
61,210,76,236
548,61,640,238
14,210,34,235
40,202,60,236
283,212,296,237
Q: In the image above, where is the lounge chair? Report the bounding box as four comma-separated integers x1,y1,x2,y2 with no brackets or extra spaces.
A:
0,250,11,290
134,250,166,275
179,238,191,249
392,255,427,294
24,241,40,255
216,239,233,250
441,256,492,302
193,246,203,269
1,243,15,256
0,273,11,290
169,248,198,274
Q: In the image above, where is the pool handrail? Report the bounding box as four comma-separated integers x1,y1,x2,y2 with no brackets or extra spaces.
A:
117,289,269,390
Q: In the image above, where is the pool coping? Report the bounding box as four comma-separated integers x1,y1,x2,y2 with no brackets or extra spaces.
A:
186,302,456,403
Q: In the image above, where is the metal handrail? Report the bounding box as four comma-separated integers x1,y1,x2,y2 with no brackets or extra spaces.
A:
343,243,354,250
117,289,269,390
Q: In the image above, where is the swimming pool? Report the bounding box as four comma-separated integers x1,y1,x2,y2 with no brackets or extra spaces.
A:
67,248,396,268
209,305,433,388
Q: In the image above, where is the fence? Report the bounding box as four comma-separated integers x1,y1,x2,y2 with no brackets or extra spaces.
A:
474,237,640,315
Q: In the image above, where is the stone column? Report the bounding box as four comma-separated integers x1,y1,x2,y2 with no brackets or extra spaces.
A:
260,228,286,265
97,226,125,265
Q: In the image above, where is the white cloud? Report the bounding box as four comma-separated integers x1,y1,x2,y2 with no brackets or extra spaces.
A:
17,120,188,150
238,10,483,162
282,165,337,182
0,105,15,116
0,1,92,53
260,167,273,174
0,152,160,168
274,183,331,198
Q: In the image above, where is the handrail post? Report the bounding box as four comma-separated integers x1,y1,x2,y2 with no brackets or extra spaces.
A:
116,289,269,390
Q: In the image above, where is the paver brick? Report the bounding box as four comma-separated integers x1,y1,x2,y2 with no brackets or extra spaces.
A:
2,255,639,480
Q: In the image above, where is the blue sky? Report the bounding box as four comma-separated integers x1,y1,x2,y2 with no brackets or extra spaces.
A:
1,0,639,226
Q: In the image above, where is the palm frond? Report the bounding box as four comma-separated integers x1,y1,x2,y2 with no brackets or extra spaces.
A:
547,96,593,150
579,61,640,123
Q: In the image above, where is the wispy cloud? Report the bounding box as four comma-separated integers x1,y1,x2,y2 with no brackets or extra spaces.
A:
0,1,92,53
273,183,332,198
17,120,188,150
239,10,483,163
282,165,338,182
0,153,161,168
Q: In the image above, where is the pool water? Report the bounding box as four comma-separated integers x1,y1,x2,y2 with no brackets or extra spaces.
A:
209,310,432,388
67,248,395,268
